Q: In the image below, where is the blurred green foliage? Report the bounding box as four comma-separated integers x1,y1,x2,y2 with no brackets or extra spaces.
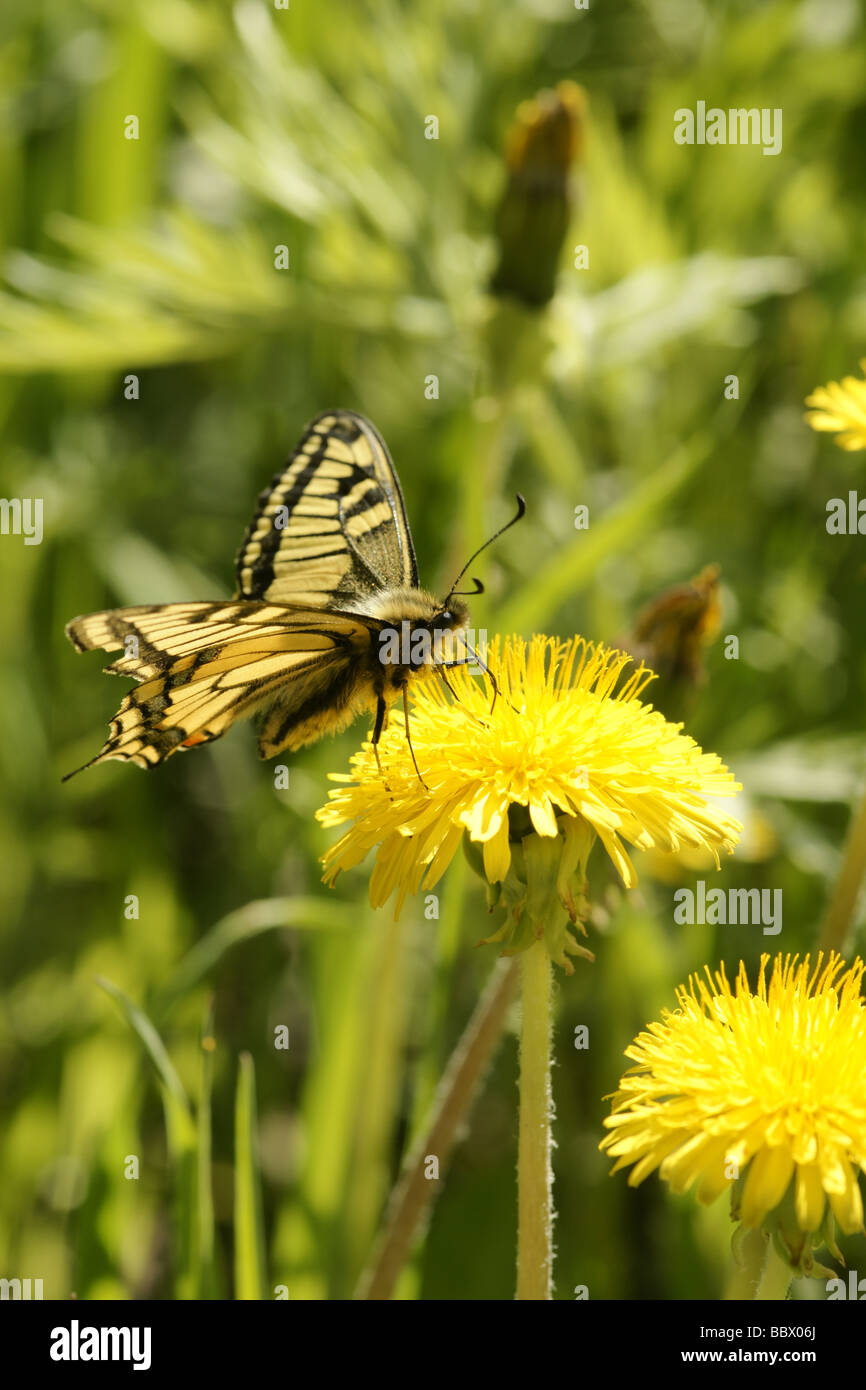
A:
1,0,865,1301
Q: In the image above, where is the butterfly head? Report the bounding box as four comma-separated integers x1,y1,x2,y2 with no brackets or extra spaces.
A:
423,596,471,663
432,596,470,629
409,595,470,669
368,588,470,681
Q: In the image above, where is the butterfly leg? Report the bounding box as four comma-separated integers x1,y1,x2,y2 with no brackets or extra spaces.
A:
455,644,520,716
371,694,394,793
401,683,429,792
435,662,461,701
435,662,488,729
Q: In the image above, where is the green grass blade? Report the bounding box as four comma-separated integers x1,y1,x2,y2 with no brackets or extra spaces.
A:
497,430,711,635
97,976,197,1297
196,1004,218,1299
156,896,353,1012
97,976,190,1117
234,1052,267,1300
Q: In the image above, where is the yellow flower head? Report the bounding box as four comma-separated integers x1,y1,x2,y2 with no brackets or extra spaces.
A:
601,954,866,1267
804,360,866,450
317,635,741,966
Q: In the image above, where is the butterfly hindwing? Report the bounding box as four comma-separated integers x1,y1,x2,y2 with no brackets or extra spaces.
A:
235,409,418,608
64,601,377,776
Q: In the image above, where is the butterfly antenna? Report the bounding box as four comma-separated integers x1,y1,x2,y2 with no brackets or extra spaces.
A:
449,576,485,599
443,494,526,603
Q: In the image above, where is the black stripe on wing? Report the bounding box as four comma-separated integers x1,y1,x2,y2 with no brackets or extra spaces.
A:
235,410,418,608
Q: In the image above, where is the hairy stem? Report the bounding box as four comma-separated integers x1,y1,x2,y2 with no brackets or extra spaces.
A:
516,939,554,1300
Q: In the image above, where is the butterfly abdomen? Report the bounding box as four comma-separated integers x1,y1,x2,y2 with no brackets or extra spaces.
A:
254,650,373,756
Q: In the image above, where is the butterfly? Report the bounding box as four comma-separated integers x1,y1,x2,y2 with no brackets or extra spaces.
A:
64,409,523,782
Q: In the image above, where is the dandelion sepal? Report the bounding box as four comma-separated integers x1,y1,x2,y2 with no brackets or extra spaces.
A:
492,824,593,970
733,1179,844,1279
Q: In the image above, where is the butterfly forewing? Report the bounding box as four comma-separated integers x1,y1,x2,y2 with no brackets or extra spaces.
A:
235,410,417,607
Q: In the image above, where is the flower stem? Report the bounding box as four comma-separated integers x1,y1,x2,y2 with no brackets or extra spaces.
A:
356,958,519,1300
818,778,866,955
517,939,554,1300
755,1239,792,1301
725,1226,764,1299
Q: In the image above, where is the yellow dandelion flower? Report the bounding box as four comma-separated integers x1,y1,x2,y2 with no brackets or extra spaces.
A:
601,954,866,1268
804,360,866,450
316,634,741,969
